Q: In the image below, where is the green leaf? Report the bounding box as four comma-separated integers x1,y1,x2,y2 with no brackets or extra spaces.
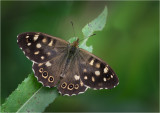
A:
82,6,108,38
80,6,108,52
1,6,108,113
1,74,59,112
69,6,108,53
79,38,93,53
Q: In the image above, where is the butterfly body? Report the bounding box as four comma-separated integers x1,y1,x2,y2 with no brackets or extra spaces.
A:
17,32,119,96
59,40,79,77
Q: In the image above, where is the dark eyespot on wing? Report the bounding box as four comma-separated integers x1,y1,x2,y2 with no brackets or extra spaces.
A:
58,77,88,96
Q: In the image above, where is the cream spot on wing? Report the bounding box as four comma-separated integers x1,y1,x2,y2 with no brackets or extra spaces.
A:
92,76,95,82
38,63,43,66
74,75,80,80
95,71,100,76
111,75,113,78
96,63,100,68
26,36,29,38
48,39,53,46
41,56,44,60
27,43,31,46
42,38,47,43
45,61,51,67
80,80,84,86
34,35,39,41
36,43,41,48
47,52,51,56
104,67,108,73
34,51,39,55
83,69,87,73
103,77,107,82
84,76,88,80
89,59,94,65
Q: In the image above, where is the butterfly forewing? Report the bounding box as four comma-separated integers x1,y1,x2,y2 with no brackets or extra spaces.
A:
17,32,69,63
78,49,119,89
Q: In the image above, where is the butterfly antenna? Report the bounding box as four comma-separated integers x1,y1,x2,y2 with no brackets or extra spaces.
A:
70,21,76,38
79,33,96,43
90,33,96,37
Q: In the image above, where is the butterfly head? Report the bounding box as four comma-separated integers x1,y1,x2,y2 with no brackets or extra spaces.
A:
72,38,79,48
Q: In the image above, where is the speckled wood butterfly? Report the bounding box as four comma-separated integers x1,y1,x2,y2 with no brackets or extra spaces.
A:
17,32,119,96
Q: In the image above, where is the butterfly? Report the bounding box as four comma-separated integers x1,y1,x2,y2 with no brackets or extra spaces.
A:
17,32,119,96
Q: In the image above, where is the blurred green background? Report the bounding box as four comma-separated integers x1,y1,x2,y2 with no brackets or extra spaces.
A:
1,1,159,112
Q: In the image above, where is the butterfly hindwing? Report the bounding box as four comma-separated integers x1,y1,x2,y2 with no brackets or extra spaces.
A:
78,49,119,89
17,32,69,63
58,77,87,96
32,51,68,87
58,56,87,96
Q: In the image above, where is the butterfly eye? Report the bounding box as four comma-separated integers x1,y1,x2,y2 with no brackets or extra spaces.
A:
68,83,74,90
61,82,67,89
42,71,48,78
39,68,43,73
75,84,79,89
48,76,54,83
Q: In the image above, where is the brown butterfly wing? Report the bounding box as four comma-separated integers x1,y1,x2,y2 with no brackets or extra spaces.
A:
17,32,69,63
78,49,119,89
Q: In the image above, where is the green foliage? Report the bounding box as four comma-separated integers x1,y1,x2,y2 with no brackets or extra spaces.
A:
1,6,108,112
1,74,59,112
1,74,40,112
82,6,107,38
17,86,58,112
70,6,108,53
